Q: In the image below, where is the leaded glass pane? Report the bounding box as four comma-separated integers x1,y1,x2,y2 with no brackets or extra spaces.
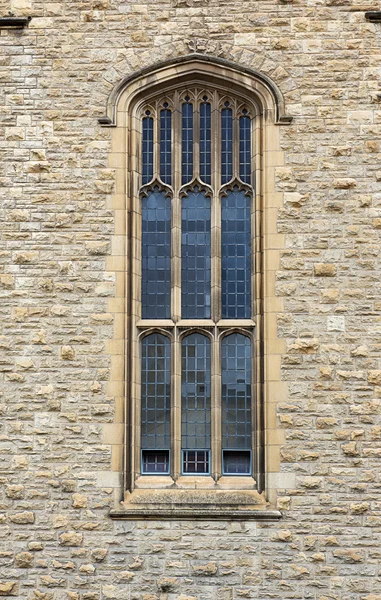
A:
223,450,251,475
141,334,171,457
200,100,211,185
181,188,211,319
239,114,251,184
221,334,252,451
181,333,211,474
142,114,154,185
142,188,171,319
222,188,251,319
160,106,172,185
182,101,193,185
221,105,233,184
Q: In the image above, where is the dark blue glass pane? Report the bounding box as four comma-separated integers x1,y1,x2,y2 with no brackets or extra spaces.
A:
142,450,169,474
239,115,251,184
223,450,251,475
141,334,171,455
222,188,251,319
221,334,252,450
181,334,211,467
221,107,233,184
160,108,172,185
142,116,154,185
142,188,171,319
182,102,193,185
200,101,211,185
181,188,211,319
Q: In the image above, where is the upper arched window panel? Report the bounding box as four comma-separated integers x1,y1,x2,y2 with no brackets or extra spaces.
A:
140,89,255,190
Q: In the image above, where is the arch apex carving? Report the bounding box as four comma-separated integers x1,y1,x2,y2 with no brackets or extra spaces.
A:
98,54,292,127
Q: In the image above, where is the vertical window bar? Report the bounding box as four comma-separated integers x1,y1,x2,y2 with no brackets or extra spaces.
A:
160,105,172,185
221,104,233,184
141,334,171,474
142,113,154,185
181,188,211,319
222,188,251,319
181,333,211,474
221,334,252,474
182,100,193,185
239,113,251,184
200,99,211,185
142,188,171,319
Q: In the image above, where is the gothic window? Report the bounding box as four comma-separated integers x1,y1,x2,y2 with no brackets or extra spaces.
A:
130,87,259,484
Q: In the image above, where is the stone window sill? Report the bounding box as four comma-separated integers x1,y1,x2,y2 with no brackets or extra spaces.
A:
109,488,282,521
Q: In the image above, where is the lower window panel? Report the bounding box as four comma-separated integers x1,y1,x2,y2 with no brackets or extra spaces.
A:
142,450,170,474
222,450,251,475
182,450,210,474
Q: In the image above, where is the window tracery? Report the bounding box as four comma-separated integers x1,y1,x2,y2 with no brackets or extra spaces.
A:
134,86,258,482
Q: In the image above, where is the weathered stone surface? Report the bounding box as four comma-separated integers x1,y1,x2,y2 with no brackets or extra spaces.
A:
61,345,75,360
2,3,381,599
72,494,87,508
15,552,33,568
313,263,337,277
9,512,34,524
59,532,83,547
0,582,17,596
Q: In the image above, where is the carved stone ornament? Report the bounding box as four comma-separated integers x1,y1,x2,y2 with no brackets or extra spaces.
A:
186,38,209,53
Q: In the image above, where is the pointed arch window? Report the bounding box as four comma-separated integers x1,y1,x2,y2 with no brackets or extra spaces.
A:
130,87,260,486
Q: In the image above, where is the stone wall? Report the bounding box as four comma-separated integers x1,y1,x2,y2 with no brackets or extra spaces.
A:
1,0,381,598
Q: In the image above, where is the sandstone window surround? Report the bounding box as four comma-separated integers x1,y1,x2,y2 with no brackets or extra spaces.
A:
99,55,292,519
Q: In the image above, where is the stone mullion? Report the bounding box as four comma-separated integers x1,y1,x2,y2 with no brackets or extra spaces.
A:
212,327,221,480
172,91,182,480
212,89,222,479
172,327,181,480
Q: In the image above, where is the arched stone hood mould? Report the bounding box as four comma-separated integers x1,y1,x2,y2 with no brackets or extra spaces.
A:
98,54,293,127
